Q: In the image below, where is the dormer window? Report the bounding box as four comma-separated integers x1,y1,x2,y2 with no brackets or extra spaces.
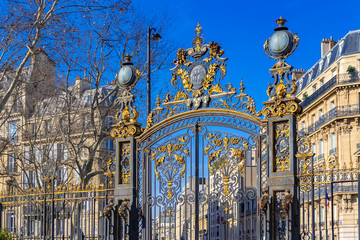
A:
312,84,317,93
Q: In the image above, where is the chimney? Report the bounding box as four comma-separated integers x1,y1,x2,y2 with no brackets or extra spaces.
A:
321,36,337,57
293,68,306,81
74,76,92,97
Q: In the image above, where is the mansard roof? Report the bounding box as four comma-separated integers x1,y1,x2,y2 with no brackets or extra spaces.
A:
296,30,360,93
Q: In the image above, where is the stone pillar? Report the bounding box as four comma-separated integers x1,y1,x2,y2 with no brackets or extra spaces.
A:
110,91,142,239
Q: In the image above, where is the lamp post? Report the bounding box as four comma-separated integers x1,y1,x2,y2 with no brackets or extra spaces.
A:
147,27,161,116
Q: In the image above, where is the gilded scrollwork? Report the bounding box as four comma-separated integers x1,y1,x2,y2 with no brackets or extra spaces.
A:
141,24,262,130
205,132,250,197
150,135,189,214
111,89,143,138
261,99,301,118
104,156,116,187
274,121,290,172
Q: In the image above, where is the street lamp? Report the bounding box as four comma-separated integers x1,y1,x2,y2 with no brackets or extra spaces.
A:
147,27,162,116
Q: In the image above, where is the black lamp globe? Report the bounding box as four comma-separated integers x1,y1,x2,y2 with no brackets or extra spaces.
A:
117,54,137,88
268,17,294,58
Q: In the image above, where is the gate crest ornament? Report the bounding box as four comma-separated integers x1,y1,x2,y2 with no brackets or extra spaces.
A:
171,22,228,98
145,24,261,130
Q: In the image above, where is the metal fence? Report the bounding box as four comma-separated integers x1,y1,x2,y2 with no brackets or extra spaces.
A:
0,184,114,239
298,162,360,240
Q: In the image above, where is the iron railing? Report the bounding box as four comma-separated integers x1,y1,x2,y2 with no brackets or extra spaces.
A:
301,73,360,109
304,104,360,134
0,184,114,239
301,75,337,108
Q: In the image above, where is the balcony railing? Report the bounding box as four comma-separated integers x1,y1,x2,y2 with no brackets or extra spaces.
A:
301,73,360,109
305,104,360,134
329,148,336,155
301,75,337,109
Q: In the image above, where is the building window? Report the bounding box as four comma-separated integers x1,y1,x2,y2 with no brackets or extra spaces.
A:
7,153,16,173
87,95,93,106
83,115,89,128
320,79,324,87
312,84,317,93
44,120,51,134
330,133,336,154
320,206,325,224
24,171,36,189
105,117,112,129
59,117,66,129
57,167,68,186
318,109,323,119
33,146,42,164
330,100,335,110
58,143,68,161
105,139,113,150
301,121,305,130
8,121,17,143
318,140,324,160
31,123,37,137
312,114,316,124
6,211,15,232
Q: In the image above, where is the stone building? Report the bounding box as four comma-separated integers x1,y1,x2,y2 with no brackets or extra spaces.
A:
0,49,117,236
296,30,360,239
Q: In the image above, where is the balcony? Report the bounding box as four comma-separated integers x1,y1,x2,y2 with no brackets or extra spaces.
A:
329,148,336,155
301,73,360,109
306,104,360,134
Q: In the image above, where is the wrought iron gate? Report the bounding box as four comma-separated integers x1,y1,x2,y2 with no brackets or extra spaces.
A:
111,19,305,240
138,111,262,239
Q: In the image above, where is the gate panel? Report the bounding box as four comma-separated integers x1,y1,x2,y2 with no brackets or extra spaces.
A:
140,119,260,240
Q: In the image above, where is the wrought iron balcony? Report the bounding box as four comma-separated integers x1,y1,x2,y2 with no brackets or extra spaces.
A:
301,73,360,109
329,148,336,155
307,104,360,134
301,75,337,109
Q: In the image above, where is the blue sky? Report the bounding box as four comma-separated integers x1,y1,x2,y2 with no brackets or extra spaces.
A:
133,0,360,108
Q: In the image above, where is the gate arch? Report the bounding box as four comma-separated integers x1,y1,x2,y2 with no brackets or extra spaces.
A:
136,24,264,240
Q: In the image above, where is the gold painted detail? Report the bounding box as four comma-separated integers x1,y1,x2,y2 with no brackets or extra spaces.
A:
103,199,114,219
144,25,260,130
104,157,116,187
151,137,189,200
205,133,249,196
111,122,142,139
280,190,293,220
118,199,130,221
170,23,228,98
112,90,143,138
261,98,301,118
274,122,290,172
260,191,269,213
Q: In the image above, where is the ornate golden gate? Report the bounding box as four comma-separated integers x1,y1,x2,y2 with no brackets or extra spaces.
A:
111,19,310,240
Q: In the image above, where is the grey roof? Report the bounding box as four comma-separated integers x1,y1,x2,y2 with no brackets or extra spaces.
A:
296,30,360,93
38,84,117,116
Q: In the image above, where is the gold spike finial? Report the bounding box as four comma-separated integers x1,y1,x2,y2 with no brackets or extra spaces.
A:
156,95,161,107
239,79,245,93
276,16,287,26
124,53,133,62
195,22,202,35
